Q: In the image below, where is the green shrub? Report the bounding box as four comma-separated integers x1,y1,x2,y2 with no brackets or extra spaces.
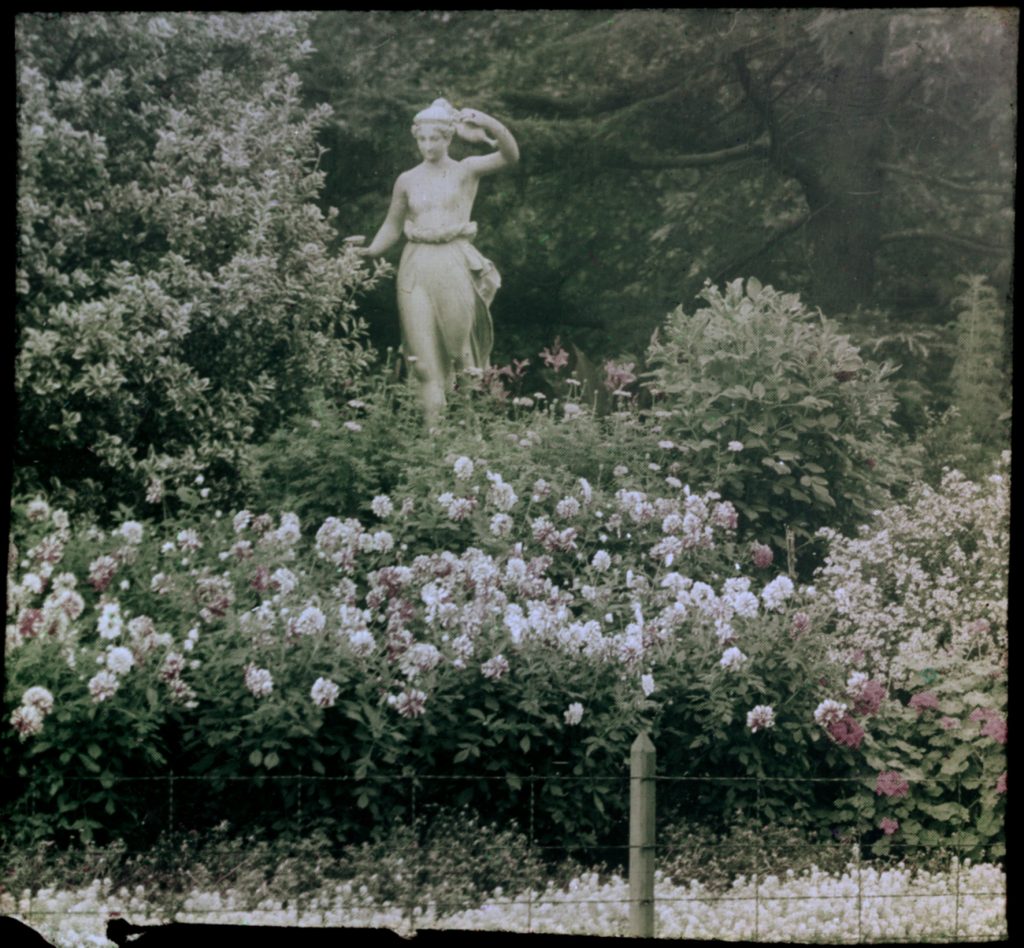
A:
15,13,380,517
644,277,915,574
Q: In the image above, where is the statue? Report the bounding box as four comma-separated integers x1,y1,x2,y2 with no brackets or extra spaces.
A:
347,99,519,426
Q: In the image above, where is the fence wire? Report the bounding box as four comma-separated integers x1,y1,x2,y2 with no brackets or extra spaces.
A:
2,769,1007,944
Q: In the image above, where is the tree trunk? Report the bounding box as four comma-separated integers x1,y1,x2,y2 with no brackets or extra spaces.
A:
794,20,890,312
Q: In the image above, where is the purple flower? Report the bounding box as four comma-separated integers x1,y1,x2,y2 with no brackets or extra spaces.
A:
879,817,899,836
540,338,569,372
850,679,887,718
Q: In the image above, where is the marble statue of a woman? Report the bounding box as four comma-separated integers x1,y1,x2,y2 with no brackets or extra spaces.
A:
347,99,519,425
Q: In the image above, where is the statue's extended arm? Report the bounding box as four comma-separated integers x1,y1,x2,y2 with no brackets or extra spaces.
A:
458,109,519,176
348,176,407,257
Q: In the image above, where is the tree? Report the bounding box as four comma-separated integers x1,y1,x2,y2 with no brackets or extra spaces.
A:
300,10,1015,360
15,13,381,514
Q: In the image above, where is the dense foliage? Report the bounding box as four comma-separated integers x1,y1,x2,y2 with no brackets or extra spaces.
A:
15,13,381,515
645,277,912,559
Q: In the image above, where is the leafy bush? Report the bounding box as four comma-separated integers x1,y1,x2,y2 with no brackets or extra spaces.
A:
644,278,915,573
15,13,381,516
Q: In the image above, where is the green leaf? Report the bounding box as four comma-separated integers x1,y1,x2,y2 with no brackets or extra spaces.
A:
264,751,280,770
87,743,103,759
519,735,531,753
248,749,263,767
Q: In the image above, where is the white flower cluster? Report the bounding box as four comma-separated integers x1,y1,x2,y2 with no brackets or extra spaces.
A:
815,455,1009,682
10,686,56,739
244,664,274,698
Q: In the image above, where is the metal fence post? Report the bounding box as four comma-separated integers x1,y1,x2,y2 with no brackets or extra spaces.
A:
629,731,656,938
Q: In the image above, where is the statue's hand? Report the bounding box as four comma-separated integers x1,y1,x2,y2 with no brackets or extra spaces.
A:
344,235,372,257
456,109,498,148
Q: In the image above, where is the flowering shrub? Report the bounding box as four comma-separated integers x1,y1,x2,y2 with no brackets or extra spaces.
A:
814,452,1009,684
644,278,916,570
5,470,847,848
829,663,1007,862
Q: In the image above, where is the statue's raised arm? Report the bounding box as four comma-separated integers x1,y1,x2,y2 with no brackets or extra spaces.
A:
347,98,518,427
456,107,520,177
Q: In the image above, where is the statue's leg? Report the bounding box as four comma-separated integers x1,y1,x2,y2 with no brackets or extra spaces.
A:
399,285,447,426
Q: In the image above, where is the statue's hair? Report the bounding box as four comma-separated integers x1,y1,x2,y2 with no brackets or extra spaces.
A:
411,98,457,139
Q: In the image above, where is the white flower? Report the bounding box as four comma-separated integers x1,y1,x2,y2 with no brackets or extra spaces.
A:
11,704,44,738
813,699,848,727
591,550,612,572
486,472,519,512
665,476,683,489
578,478,593,504
310,677,340,709
244,665,274,698
727,441,744,452
453,456,475,480
176,528,202,551
613,464,629,477
747,705,776,732
371,495,394,519
27,498,51,522
641,674,656,697
562,402,583,419
489,513,513,538
105,646,135,675
399,642,443,678
233,510,253,533
21,686,54,715
97,603,123,640
348,629,376,657
290,606,326,637
761,574,795,610
719,646,747,671
658,440,675,450
481,654,510,680
270,568,298,597
556,497,581,519
564,702,584,725
21,573,44,595
88,670,120,703
343,421,362,432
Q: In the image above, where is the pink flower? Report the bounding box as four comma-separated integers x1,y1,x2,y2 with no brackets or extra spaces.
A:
979,714,1007,745
826,714,865,749
939,716,960,730
750,543,773,569
908,691,941,715
875,770,909,798
250,565,271,592
88,555,119,593
790,612,811,637
850,679,887,718
603,360,637,395
540,338,569,372
995,772,1007,795
879,817,899,836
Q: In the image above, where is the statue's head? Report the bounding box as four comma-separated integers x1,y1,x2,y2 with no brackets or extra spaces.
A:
411,98,457,143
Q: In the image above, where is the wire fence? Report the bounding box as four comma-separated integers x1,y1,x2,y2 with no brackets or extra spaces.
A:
3,736,1008,944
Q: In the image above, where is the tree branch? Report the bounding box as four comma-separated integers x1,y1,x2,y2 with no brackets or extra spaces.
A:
626,139,769,170
878,162,1012,197
879,229,1008,255
711,213,811,284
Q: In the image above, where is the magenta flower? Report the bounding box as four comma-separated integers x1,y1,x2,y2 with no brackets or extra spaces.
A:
750,543,773,569
908,691,941,715
826,714,865,749
876,770,910,798
980,714,1008,745
851,679,887,718
879,817,899,836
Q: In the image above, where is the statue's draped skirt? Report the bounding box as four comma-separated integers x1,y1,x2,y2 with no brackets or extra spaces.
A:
397,221,498,376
